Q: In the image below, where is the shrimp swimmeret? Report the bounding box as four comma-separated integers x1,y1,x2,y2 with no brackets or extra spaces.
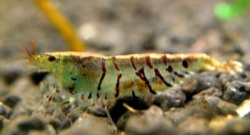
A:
24,42,243,106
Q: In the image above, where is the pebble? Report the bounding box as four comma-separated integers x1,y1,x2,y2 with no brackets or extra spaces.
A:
185,98,213,119
236,99,250,117
208,116,230,134
29,72,49,85
223,81,250,105
60,114,111,135
49,119,72,133
181,72,221,94
125,105,175,135
0,61,26,84
206,96,238,116
164,98,212,126
193,87,223,99
164,108,188,124
153,86,186,111
116,111,136,131
1,115,46,135
0,102,12,118
218,72,247,87
17,117,45,131
177,117,210,135
217,117,250,135
3,95,21,108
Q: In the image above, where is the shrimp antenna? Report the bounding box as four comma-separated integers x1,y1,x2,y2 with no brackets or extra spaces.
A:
23,40,37,58
23,45,32,57
31,40,37,54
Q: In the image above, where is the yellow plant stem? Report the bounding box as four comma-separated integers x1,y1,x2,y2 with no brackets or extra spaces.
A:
32,0,86,51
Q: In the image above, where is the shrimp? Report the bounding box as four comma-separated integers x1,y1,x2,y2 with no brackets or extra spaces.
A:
24,43,243,105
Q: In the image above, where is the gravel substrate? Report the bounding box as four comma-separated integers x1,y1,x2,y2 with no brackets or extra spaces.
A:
1,71,250,135
0,0,250,135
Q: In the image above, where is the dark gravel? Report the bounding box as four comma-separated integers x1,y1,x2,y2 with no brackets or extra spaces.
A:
125,106,176,135
3,95,21,108
223,80,250,105
153,86,186,111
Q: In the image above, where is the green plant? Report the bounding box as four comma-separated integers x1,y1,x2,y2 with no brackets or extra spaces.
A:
214,0,250,20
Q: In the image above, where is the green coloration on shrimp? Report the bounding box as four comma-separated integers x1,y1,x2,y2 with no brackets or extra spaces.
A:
24,44,243,104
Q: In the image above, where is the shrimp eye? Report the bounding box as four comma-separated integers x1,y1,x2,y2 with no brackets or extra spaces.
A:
48,55,56,62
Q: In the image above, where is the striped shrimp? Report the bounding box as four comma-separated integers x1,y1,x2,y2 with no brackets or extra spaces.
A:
24,43,243,107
